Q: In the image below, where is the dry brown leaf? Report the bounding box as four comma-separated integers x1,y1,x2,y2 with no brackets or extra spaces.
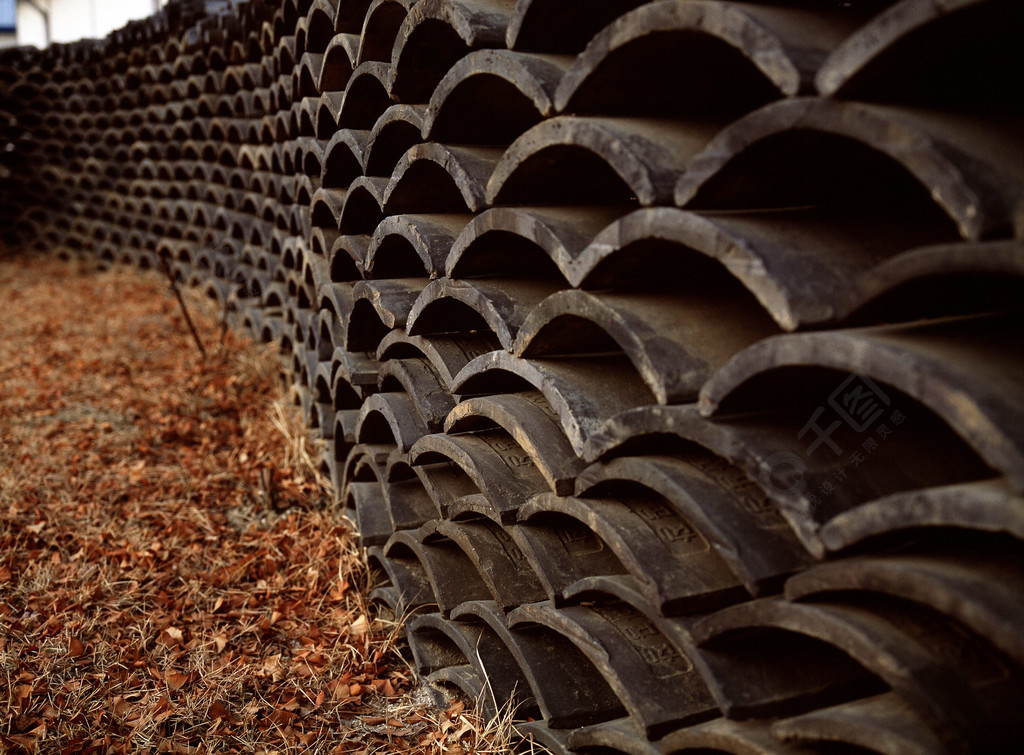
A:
158,626,185,647
264,707,299,726
207,701,229,721
447,700,465,717
152,695,175,725
164,671,191,691
348,614,369,636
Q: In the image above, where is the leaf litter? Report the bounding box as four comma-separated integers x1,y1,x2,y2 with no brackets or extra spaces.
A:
0,255,547,754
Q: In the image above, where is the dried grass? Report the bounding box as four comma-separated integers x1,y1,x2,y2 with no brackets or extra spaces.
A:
0,255,541,754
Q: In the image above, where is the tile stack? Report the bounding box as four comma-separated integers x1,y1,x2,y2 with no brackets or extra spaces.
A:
3,0,1023,752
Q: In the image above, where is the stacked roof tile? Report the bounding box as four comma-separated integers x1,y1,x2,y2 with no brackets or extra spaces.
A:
2,0,1023,751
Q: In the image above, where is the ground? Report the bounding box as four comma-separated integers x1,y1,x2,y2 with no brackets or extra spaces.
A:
0,255,524,754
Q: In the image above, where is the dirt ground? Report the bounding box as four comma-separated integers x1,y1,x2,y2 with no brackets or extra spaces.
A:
0,254,523,754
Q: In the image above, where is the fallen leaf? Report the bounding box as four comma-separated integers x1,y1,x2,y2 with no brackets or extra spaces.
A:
165,671,191,691
208,701,229,721
264,708,299,726
348,614,369,636
447,700,465,717
152,695,174,724
158,627,185,647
